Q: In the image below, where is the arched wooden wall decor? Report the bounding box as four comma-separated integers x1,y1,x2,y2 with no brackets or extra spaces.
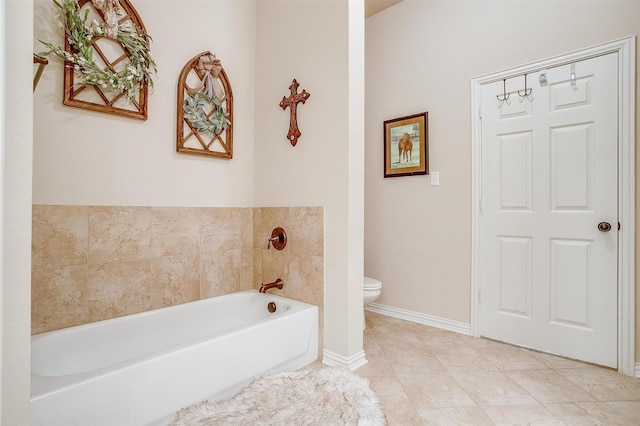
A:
33,54,49,92
62,0,152,120
176,52,233,158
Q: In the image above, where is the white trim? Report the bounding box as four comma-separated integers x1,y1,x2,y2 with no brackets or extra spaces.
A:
322,349,368,371
635,362,640,379
365,303,471,335
616,36,636,378
0,0,5,414
470,36,636,376
0,2,4,419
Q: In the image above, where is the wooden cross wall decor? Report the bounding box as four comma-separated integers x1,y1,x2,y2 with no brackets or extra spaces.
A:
279,79,310,146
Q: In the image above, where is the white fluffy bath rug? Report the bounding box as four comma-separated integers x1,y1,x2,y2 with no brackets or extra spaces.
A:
170,367,386,426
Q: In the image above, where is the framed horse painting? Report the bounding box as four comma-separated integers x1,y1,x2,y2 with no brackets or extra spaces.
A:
383,112,429,178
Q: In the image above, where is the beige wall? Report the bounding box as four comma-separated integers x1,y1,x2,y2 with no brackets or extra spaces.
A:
254,1,365,360
365,0,639,363
33,0,257,207
31,205,323,335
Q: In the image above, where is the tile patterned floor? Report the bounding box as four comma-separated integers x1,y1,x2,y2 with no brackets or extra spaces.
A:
356,311,640,425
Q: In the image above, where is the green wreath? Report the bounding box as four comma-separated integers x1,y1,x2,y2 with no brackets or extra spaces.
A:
183,91,230,136
40,0,157,101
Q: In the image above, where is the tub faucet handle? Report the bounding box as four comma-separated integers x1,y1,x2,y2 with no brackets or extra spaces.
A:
267,235,281,249
267,227,287,250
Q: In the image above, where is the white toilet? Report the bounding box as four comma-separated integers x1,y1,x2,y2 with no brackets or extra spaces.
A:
363,276,382,328
363,276,382,306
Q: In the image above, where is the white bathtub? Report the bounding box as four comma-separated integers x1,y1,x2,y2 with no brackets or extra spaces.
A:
30,290,318,426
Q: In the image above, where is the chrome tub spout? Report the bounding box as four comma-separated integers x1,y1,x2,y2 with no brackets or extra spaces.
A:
259,278,283,293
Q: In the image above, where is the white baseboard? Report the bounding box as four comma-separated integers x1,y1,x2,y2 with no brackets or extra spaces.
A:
635,362,640,378
322,349,368,371
365,303,471,335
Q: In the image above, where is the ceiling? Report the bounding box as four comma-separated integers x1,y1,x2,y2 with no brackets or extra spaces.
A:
365,0,403,18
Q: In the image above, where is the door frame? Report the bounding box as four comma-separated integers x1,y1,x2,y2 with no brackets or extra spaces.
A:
470,36,636,376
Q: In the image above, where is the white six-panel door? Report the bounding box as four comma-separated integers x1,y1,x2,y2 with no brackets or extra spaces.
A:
480,53,619,368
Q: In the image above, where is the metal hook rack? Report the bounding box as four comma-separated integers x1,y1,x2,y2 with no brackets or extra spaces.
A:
496,79,510,102
497,74,534,102
518,73,533,98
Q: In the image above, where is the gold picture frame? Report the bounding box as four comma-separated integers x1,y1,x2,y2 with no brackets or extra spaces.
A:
383,112,428,178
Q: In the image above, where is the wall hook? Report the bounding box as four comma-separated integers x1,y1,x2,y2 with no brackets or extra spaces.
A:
518,73,533,98
496,79,510,102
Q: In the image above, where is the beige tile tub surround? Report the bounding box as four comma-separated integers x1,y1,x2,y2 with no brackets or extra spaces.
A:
253,207,324,307
32,205,324,335
254,207,325,353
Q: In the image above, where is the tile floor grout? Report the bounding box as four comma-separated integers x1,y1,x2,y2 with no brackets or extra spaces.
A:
351,311,640,425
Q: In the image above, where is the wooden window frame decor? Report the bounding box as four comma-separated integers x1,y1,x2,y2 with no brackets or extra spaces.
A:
383,112,429,178
176,52,233,159
33,54,49,92
40,0,156,120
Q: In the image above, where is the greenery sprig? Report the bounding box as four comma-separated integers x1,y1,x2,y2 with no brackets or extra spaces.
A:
39,0,157,101
183,91,230,136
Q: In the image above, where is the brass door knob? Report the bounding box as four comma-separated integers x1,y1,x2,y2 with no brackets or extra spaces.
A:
597,222,612,232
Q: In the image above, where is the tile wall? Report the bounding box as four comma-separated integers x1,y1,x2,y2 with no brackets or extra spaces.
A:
31,205,324,338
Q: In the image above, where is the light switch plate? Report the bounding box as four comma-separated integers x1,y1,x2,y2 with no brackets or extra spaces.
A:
430,171,440,186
